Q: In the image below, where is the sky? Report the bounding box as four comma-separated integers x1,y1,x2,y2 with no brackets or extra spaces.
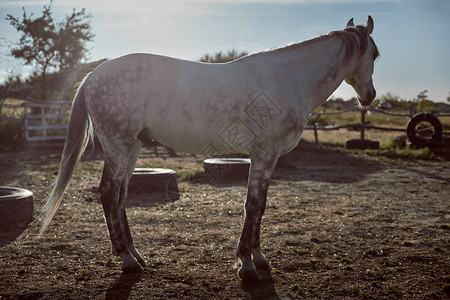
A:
0,0,449,102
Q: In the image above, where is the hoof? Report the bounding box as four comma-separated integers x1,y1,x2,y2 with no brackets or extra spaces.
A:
122,260,144,273
252,250,272,271
135,256,147,268
129,247,147,268
254,260,272,271
238,267,262,283
121,254,144,273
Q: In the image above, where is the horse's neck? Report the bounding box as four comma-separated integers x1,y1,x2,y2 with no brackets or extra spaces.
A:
282,36,357,112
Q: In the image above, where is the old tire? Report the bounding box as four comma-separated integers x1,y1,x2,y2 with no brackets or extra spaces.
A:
346,139,380,150
204,158,250,180
407,113,442,148
0,187,34,225
126,168,179,207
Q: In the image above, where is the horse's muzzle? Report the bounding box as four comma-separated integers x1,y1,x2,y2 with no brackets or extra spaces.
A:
359,88,376,107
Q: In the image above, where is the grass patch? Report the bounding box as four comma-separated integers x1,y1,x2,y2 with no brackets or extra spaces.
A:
73,161,104,179
303,108,450,161
179,168,208,182
303,129,445,161
361,147,438,160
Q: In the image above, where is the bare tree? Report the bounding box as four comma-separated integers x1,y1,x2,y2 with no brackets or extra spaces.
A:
200,49,248,63
6,2,94,100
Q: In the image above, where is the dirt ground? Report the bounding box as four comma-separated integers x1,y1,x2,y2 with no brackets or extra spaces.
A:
0,141,449,299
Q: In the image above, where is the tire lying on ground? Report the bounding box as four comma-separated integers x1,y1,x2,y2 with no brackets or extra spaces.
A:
407,113,442,148
204,158,251,180
126,168,179,207
0,186,34,225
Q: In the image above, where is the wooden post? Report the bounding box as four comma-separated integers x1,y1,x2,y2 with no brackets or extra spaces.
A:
23,104,29,142
41,106,47,141
360,109,366,140
313,122,319,146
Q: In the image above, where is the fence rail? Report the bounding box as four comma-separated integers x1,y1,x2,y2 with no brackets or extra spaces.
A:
22,101,71,142
1,100,449,147
306,105,450,146
1,100,71,144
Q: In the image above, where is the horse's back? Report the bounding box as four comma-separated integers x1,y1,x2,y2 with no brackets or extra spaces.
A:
83,52,303,155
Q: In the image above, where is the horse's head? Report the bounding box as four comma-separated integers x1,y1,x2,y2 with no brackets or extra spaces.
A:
343,16,379,107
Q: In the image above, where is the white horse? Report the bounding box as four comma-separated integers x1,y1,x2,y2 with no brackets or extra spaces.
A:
40,16,379,282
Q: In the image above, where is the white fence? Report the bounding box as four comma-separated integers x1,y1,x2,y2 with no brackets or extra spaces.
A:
22,101,71,142
1,100,71,143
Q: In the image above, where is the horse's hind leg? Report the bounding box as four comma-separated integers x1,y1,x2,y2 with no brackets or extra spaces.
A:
99,140,143,273
237,152,278,282
118,141,147,268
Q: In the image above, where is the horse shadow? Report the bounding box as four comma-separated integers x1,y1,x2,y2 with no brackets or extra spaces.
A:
104,268,281,299
192,140,382,186
240,269,285,299
273,140,382,184
105,272,143,300
0,222,30,247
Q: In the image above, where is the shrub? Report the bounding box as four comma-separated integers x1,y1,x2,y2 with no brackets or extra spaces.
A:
0,120,23,149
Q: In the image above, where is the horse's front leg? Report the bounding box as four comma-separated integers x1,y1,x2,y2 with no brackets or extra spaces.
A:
252,217,272,271
237,154,278,282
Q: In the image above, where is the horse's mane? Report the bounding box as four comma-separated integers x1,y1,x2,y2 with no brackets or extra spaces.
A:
330,25,380,62
266,25,380,63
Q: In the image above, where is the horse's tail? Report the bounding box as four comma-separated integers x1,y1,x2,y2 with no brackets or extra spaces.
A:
39,75,92,236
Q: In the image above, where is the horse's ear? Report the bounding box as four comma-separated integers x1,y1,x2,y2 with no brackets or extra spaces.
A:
366,15,374,34
346,18,354,27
